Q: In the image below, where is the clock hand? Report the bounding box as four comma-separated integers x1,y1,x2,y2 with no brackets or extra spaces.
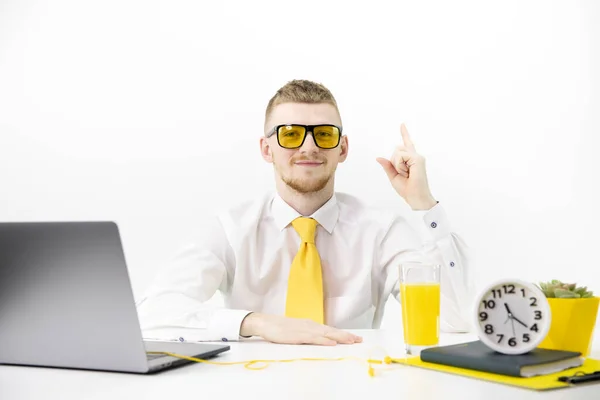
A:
510,317,516,337
512,315,529,328
504,302,529,328
503,303,513,325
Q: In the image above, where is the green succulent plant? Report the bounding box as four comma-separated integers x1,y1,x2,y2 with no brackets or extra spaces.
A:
537,280,594,298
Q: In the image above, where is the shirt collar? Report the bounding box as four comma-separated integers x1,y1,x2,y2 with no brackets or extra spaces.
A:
271,192,339,235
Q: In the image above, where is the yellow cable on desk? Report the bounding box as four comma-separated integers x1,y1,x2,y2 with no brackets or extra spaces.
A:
147,352,406,377
148,351,600,390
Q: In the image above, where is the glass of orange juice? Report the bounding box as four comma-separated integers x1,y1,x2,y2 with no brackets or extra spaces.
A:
399,262,441,355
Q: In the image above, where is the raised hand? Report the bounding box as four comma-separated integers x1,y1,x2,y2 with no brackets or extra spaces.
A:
376,124,438,210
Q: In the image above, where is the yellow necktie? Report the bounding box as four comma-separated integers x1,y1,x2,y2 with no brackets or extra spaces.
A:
285,217,324,324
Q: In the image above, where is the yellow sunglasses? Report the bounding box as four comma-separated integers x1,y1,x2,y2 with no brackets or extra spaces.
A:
266,124,342,149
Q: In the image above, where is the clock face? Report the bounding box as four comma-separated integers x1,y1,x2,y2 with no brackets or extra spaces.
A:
475,279,551,355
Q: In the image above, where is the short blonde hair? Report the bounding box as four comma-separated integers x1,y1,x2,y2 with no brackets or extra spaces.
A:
265,79,340,124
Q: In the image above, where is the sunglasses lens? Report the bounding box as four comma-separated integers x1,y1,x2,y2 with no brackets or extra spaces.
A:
278,125,306,148
313,125,340,149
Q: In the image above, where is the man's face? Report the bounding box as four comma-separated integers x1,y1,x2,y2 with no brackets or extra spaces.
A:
261,102,348,194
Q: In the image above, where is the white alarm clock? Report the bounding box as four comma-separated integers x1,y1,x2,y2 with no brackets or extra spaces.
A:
473,279,551,355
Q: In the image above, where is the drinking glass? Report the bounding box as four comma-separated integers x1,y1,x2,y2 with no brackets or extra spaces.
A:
399,262,441,355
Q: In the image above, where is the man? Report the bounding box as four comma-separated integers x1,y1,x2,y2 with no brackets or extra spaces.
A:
137,79,474,346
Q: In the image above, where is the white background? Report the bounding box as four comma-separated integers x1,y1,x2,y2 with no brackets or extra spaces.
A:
1,0,598,331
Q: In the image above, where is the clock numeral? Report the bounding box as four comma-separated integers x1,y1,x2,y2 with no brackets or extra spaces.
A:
484,324,494,334
483,300,496,309
530,323,539,332
530,297,537,307
521,288,526,297
479,312,488,321
523,333,530,343
508,337,517,347
534,311,542,320
496,334,504,343
503,284,516,294
491,289,502,299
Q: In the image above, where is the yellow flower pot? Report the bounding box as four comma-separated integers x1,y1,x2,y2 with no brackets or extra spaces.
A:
538,297,599,356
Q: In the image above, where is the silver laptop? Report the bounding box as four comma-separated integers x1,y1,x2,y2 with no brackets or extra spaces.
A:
0,221,230,373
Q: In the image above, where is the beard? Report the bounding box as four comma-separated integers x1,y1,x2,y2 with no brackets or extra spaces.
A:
274,154,333,194
282,174,331,194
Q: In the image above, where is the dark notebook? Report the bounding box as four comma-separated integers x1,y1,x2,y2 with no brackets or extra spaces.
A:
420,340,583,377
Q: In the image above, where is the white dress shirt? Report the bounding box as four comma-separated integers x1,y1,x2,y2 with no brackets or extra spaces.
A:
136,191,475,342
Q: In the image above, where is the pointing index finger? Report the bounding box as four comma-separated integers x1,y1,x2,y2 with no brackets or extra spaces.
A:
400,123,416,151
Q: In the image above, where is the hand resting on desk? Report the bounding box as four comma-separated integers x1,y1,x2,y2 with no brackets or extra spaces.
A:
240,313,363,345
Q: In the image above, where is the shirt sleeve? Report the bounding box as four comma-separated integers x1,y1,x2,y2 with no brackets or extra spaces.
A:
135,216,252,342
379,203,475,333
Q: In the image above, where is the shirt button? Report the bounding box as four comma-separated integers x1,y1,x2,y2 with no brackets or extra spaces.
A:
178,337,185,342
450,261,455,267
430,222,438,228
221,338,228,342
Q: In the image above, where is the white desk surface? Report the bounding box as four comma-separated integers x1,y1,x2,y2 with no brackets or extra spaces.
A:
1,329,598,400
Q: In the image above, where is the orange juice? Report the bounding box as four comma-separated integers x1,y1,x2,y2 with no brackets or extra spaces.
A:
400,283,440,345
